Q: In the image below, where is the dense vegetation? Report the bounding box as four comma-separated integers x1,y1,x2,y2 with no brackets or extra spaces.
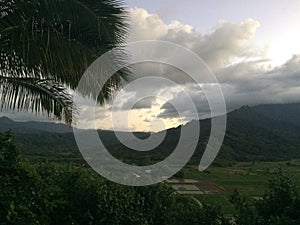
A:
0,131,229,225
1,131,300,224
230,170,300,225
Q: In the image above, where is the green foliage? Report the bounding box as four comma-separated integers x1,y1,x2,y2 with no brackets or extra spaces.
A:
257,170,300,225
0,131,56,224
2,131,300,225
230,189,259,225
0,131,20,168
0,131,230,225
170,196,230,225
0,0,129,124
230,170,300,225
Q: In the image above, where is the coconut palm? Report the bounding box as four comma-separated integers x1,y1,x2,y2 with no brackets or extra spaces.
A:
0,0,129,125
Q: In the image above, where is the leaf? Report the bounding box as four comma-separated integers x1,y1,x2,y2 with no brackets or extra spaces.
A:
0,76,74,125
0,0,130,124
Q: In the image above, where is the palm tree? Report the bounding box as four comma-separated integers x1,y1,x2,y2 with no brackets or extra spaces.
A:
0,0,129,125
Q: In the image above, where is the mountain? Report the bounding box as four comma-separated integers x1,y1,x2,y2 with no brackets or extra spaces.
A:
133,103,300,164
1,103,300,164
0,116,73,133
221,104,300,162
0,116,151,161
228,104,300,135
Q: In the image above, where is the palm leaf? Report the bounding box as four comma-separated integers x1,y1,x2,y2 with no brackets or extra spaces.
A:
0,75,74,125
0,0,130,124
0,0,129,86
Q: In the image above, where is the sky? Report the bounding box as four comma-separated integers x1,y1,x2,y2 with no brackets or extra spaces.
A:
2,1,300,132
126,0,300,66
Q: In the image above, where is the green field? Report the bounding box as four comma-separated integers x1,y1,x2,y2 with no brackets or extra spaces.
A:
177,159,300,215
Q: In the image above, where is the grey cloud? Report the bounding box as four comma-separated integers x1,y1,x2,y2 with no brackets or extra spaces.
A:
156,54,300,121
157,86,210,120
112,89,157,111
143,118,151,123
132,97,157,109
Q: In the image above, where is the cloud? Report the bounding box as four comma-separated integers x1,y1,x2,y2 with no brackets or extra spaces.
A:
132,97,157,109
129,8,262,70
129,8,168,41
123,8,300,124
192,19,261,69
157,84,225,121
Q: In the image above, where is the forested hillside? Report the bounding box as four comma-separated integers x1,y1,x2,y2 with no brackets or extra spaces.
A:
2,103,300,164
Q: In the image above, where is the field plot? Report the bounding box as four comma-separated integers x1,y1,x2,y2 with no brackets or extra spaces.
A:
167,160,300,215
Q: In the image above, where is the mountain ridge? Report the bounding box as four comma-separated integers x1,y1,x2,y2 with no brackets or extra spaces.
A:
1,103,300,163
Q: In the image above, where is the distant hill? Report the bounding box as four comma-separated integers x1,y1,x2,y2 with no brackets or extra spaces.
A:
221,104,300,162
135,103,300,164
1,103,300,164
0,116,73,133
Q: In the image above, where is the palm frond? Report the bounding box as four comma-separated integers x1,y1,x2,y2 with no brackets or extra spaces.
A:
0,75,74,125
0,0,129,86
0,0,130,124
